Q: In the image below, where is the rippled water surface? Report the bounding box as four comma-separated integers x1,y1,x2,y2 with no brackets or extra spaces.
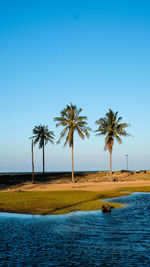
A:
1,193,150,266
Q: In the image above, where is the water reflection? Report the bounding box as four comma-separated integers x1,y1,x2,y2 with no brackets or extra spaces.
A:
1,193,150,266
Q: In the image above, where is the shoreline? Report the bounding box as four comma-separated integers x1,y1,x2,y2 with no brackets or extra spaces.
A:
4,179,150,192
0,179,150,215
0,190,127,216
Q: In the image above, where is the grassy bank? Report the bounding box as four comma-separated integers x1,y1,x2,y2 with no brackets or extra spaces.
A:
1,186,150,215
118,186,150,193
0,190,127,215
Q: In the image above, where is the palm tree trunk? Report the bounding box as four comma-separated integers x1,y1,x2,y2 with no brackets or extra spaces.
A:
71,143,75,183
43,140,45,176
110,151,113,181
31,139,34,184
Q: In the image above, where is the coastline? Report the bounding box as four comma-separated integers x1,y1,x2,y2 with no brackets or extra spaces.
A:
4,179,150,192
0,179,150,215
0,171,150,215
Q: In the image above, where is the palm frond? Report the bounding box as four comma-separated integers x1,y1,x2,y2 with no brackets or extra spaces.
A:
31,124,55,149
95,109,130,150
54,104,91,147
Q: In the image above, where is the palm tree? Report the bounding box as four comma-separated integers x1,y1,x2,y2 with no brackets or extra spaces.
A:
31,124,55,176
54,104,91,182
31,138,34,184
95,109,130,181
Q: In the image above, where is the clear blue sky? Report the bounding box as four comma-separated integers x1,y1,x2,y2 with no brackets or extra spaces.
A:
0,0,150,172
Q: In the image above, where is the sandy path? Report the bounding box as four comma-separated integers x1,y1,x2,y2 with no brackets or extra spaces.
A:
6,180,150,192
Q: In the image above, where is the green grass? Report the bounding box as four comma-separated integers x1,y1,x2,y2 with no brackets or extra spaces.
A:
1,187,150,215
0,191,125,215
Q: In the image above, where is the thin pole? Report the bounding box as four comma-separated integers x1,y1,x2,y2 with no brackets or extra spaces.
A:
31,139,34,184
110,151,113,181
43,139,45,176
126,154,128,171
71,144,74,182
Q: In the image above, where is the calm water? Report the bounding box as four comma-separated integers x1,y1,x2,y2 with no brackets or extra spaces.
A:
1,193,150,266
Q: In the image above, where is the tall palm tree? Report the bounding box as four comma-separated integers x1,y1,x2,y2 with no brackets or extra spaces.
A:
31,138,34,184
31,124,55,176
95,109,130,181
54,104,91,182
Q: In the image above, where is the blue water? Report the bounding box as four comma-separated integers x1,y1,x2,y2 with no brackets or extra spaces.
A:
1,193,150,266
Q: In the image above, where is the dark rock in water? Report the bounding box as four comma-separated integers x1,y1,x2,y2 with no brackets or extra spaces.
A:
101,204,112,213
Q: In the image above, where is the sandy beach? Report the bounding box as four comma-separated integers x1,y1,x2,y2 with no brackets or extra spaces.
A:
0,171,149,193
7,179,150,192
